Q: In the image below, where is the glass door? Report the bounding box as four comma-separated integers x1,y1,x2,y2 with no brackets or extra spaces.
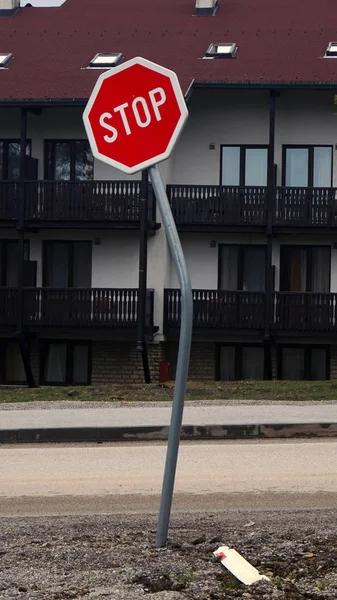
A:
221,146,268,186
45,140,93,181
284,146,332,187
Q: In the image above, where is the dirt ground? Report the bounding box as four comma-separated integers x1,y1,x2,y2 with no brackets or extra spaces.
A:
0,509,336,599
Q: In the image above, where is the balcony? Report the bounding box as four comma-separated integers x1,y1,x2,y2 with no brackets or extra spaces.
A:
272,292,337,334
0,180,157,229
275,187,337,230
167,185,267,231
167,184,337,231
164,289,337,336
0,288,155,333
164,289,266,333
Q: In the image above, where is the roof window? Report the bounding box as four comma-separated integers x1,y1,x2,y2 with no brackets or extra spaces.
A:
89,53,123,68
194,0,218,16
0,53,13,68
205,43,237,58
20,1,68,6
325,42,337,57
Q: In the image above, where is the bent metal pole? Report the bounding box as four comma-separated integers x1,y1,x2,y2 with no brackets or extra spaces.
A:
149,164,193,548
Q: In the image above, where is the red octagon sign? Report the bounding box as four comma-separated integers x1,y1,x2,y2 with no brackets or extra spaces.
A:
83,57,188,174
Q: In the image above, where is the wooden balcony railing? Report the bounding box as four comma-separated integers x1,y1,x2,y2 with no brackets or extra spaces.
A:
164,289,266,331
0,180,156,224
7,288,153,330
167,185,267,227
272,292,337,333
0,288,19,327
1,182,337,229
275,187,337,227
167,184,337,229
1,288,337,335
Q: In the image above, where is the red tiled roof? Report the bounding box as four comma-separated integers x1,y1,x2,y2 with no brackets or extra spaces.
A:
0,0,337,102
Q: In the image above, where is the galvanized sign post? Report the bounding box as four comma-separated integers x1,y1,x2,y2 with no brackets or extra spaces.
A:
83,56,193,547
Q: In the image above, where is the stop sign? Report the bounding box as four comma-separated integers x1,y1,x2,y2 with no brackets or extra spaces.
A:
83,57,188,174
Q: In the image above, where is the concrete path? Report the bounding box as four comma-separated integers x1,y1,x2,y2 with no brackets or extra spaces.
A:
1,439,337,515
1,401,337,442
1,402,337,429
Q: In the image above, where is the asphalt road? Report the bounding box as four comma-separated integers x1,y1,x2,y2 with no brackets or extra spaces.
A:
1,439,336,515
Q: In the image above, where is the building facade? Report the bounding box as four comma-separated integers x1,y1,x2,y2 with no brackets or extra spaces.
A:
0,0,337,384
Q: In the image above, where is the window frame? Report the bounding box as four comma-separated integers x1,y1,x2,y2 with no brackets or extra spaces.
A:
205,43,237,58
42,240,92,288
0,339,28,385
216,343,266,381
279,245,331,292
0,139,32,180
218,243,267,290
282,144,333,188
39,339,92,386
325,43,337,57
277,345,330,381
0,239,30,286
219,144,269,186
44,139,93,181
89,53,123,68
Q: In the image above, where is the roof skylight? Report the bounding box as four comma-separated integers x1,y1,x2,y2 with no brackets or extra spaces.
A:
325,42,337,57
0,53,13,68
205,43,237,58
89,53,123,68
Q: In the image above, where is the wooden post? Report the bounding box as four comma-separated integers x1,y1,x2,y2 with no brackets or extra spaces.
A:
17,107,36,387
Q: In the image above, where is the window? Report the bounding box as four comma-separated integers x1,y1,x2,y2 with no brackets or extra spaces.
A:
0,240,30,286
283,146,332,187
89,53,123,68
0,140,31,180
219,245,266,291
20,1,67,6
206,43,237,58
4,341,25,383
221,145,268,186
41,341,91,385
325,42,337,57
45,140,93,181
0,53,13,68
218,345,265,381
279,346,329,380
280,246,330,292
43,241,92,287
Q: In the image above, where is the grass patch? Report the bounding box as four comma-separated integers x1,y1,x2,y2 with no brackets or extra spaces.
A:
0,379,337,404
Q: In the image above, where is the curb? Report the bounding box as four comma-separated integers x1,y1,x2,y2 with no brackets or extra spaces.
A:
1,422,337,443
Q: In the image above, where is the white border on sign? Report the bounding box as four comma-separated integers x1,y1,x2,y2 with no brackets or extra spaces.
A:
82,56,188,175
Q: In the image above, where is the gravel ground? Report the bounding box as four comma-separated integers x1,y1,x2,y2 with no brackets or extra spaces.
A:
1,509,336,599
1,399,337,411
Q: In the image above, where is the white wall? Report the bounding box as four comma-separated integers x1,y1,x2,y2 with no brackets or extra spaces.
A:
0,89,335,186
168,233,267,288
0,230,139,288
172,89,269,184
1,89,337,337
170,88,337,185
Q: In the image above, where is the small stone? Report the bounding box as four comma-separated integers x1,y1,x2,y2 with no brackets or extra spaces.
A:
244,521,255,528
18,586,28,592
192,534,206,545
210,535,223,544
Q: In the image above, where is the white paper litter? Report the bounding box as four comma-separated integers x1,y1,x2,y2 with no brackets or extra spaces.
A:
213,545,270,586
